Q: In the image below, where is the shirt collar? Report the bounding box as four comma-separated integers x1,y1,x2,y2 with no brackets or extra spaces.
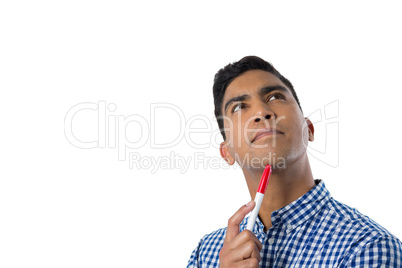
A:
242,180,331,234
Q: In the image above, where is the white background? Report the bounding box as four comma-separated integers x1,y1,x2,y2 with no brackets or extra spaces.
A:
1,1,401,267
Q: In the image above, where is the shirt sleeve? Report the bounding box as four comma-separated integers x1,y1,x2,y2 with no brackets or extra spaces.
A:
186,237,203,268
342,236,402,267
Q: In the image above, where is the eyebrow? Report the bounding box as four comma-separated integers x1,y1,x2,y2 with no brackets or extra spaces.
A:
224,85,289,115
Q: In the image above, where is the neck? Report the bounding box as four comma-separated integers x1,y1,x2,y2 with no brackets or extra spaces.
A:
243,153,316,231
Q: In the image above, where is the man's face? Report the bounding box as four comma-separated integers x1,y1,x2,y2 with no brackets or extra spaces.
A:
219,69,314,169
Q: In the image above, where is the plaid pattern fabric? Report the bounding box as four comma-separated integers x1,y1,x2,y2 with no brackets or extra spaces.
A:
187,180,402,267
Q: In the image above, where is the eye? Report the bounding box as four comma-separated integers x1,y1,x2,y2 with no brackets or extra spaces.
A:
267,93,285,102
232,103,247,113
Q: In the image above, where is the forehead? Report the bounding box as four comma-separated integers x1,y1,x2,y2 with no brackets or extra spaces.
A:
226,69,287,95
222,70,290,104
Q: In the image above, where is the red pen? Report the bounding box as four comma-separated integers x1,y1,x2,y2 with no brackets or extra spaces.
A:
246,164,272,232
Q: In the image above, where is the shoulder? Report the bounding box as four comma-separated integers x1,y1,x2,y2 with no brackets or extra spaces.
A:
326,198,402,266
340,234,402,267
327,198,396,238
198,226,228,253
186,226,228,268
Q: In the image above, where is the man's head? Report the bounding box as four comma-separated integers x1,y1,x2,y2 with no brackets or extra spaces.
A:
213,56,303,141
213,56,314,170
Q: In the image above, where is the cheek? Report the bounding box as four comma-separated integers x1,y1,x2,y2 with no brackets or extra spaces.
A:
291,118,310,148
231,117,247,138
224,121,243,148
301,120,311,143
285,114,306,142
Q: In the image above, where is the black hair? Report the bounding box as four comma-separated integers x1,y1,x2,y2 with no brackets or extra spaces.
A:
213,56,303,141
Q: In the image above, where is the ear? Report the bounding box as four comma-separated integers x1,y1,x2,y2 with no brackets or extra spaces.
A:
305,117,314,141
220,141,235,165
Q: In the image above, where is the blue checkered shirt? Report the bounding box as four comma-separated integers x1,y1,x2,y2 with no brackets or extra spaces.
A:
187,180,402,267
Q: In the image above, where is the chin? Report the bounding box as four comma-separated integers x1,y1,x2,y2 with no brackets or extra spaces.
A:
241,150,286,170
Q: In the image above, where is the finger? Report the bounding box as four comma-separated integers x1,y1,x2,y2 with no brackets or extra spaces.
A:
224,240,261,264
238,257,260,268
225,200,255,244
228,230,263,252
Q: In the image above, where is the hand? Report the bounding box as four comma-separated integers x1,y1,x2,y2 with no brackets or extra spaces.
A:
219,201,263,268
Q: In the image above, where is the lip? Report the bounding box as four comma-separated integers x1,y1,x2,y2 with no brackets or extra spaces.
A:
251,128,284,143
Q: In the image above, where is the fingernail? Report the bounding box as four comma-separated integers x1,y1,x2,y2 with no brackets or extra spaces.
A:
246,200,253,206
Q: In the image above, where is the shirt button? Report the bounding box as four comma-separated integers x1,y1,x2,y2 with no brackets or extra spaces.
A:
268,238,274,244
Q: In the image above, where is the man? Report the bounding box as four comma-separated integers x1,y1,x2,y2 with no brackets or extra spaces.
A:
187,56,402,267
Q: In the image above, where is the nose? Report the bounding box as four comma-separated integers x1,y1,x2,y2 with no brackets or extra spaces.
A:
254,114,271,122
252,102,275,123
